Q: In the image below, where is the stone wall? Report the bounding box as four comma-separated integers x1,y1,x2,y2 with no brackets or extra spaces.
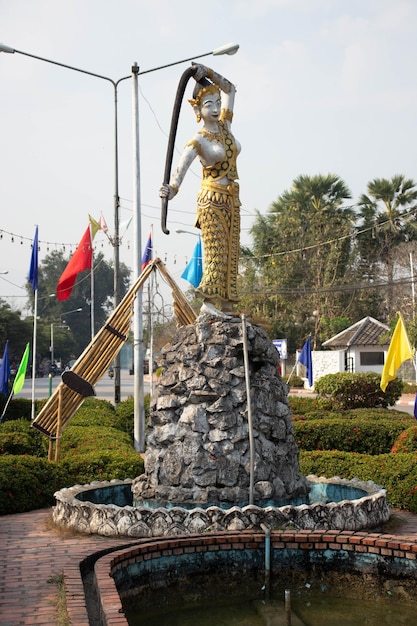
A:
52,475,390,537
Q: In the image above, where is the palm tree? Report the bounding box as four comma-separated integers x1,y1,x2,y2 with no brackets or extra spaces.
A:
246,174,354,348
357,175,417,317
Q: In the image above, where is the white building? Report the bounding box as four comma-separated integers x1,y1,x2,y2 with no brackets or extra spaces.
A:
296,316,404,388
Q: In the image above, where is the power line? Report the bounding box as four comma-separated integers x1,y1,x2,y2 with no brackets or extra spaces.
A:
241,276,416,297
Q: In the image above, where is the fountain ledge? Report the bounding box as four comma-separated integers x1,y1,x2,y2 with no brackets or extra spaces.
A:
52,474,390,537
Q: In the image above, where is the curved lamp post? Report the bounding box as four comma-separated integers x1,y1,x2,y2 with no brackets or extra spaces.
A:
0,41,239,449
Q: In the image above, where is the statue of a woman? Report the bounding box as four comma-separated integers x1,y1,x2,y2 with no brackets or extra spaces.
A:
160,63,241,316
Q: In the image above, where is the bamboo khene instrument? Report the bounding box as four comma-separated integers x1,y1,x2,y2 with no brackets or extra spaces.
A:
32,258,197,439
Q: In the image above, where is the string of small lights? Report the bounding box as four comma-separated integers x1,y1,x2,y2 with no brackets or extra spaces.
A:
0,207,399,264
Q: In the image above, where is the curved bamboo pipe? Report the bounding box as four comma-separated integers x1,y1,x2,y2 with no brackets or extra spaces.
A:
161,65,197,235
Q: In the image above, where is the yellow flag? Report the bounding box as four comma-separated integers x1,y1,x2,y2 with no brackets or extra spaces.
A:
380,314,413,392
88,214,101,240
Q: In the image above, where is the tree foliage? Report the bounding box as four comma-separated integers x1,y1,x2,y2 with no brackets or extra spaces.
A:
242,174,355,350
0,300,32,363
356,175,417,317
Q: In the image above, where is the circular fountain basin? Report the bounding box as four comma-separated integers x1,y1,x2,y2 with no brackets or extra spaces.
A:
52,474,390,537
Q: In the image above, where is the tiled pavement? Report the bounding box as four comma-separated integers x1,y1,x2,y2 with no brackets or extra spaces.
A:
1,507,417,625
0,508,139,625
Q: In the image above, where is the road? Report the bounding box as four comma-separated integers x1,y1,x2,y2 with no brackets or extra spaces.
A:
17,375,416,415
394,394,416,417
16,369,151,403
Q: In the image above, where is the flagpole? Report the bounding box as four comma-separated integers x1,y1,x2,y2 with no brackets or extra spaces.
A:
132,63,145,452
0,389,14,423
3,343,30,422
285,362,298,387
148,225,154,398
149,274,154,398
90,224,95,341
29,226,39,421
31,291,38,420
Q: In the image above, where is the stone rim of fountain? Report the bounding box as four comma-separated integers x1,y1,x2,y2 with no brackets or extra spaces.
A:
52,474,390,537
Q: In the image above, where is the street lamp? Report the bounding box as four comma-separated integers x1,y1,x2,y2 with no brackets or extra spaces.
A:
0,43,132,405
49,323,68,369
175,229,200,236
60,307,83,324
0,42,238,411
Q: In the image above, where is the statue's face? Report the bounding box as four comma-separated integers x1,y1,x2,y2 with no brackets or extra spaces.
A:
199,93,221,124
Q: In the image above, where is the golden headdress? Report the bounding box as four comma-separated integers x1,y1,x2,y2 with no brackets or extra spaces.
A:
188,82,220,109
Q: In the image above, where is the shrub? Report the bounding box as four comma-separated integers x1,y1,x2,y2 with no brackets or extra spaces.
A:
0,456,67,514
391,426,417,453
0,419,48,456
288,396,322,416
314,372,403,409
0,396,147,515
60,426,134,457
114,395,151,439
0,450,144,514
58,451,144,485
294,418,409,454
0,397,43,422
291,405,414,422
69,398,118,429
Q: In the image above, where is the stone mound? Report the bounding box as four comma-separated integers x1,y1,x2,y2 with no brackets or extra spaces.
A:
132,313,309,505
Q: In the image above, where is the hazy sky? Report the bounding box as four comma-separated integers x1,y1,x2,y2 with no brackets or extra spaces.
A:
1,0,416,315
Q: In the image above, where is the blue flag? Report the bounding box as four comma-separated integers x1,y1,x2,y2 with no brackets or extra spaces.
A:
0,341,10,396
141,232,152,270
298,337,313,387
28,226,39,291
181,238,203,288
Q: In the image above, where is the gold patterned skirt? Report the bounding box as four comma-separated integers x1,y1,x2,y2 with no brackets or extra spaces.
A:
194,180,240,304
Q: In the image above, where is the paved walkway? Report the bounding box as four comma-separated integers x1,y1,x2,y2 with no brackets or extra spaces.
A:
1,507,417,625
0,508,140,625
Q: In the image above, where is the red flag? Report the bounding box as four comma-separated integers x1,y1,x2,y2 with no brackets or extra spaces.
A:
56,226,92,301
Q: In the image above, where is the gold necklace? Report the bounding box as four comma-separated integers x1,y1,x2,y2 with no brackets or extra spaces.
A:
200,126,222,142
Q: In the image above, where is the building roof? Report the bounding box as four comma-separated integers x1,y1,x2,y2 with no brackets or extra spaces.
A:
322,316,390,349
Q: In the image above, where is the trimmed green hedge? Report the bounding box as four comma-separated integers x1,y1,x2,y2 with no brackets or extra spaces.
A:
59,426,133,456
294,418,411,454
0,419,49,457
0,397,43,422
58,451,143,485
0,451,144,515
391,426,417,453
114,395,151,438
0,456,67,514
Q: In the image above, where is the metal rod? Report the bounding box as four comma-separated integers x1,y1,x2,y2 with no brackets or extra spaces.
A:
261,523,271,599
132,62,145,451
285,589,292,626
241,314,254,505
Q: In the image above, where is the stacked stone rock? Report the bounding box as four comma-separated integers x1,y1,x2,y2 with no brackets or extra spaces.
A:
132,313,309,506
